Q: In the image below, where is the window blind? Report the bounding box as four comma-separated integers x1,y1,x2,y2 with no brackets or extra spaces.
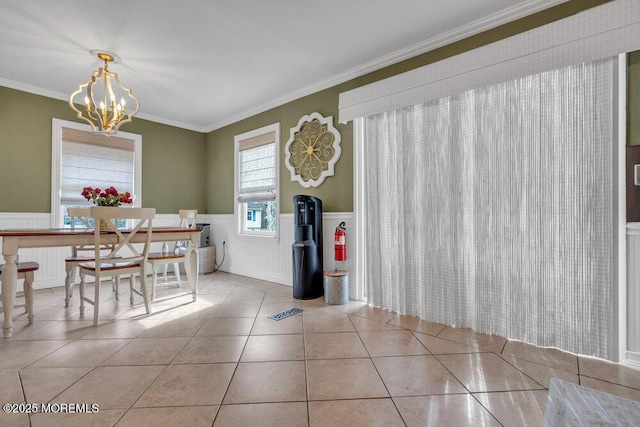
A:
60,127,134,203
237,131,276,202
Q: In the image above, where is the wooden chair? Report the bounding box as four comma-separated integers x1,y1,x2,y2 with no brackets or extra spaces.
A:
78,206,155,326
0,262,39,324
65,208,120,307
147,209,197,300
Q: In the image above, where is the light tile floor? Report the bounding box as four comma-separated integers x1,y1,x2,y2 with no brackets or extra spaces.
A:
0,271,639,426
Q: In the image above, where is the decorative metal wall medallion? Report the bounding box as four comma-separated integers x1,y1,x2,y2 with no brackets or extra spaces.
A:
285,112,342,188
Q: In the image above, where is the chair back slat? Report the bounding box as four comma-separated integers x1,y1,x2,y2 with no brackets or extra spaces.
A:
175,209,197,253
178,209,198,229
68,208,93,229
90,207,156,272
68,207,110,255
109,219,148,257
67,208,95,257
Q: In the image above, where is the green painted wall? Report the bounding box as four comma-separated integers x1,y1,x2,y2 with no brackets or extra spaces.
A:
205,88,352,214
205,0,612,214
0,0,618,215
0,86,206,213
1,88,68,212
117,119,206,213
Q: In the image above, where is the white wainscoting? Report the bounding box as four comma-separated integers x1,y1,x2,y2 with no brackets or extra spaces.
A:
627,223,640,364
0,213,65,291
199,212,357,299
0,212,358,299
0,212,191,291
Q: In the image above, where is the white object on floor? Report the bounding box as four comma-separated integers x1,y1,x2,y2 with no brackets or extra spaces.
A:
323,270,349,305
543,377,640,426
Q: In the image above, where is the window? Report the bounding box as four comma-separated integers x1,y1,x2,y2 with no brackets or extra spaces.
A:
234,123,280,237
51,119,142,227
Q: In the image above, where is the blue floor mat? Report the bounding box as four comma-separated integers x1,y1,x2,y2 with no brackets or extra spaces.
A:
268,307,304,321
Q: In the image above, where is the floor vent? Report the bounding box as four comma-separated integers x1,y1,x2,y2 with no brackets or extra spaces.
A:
268,307,304,321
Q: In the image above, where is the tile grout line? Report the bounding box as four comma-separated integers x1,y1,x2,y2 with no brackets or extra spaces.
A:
301,305,311,427
6,274,640,425
351,312,408,425
104,318,206,424
204,281,250,425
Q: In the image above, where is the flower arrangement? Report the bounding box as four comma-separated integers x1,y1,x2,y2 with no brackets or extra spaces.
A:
81,186,133,207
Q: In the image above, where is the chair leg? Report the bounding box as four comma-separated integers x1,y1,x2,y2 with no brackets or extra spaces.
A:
161,263,168,284
174,263,182,286
129,275,135,306
139,268,151,315
93,275,101,326
24,271,34,324
79,273,86,315
64,263,76,307
113,276,120,300
151,266,158,301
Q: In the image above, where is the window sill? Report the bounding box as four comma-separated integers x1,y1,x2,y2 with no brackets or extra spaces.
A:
237,231,279,244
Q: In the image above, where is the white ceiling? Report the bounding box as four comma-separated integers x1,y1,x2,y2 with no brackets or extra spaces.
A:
0,0,566,132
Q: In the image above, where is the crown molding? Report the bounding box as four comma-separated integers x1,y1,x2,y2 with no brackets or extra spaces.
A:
0,77,207,133
204,0,569,132
133,112,207,133
0,77,67,102
1,0,569,134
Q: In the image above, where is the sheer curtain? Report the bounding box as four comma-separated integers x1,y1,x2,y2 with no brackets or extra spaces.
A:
363,57,615,360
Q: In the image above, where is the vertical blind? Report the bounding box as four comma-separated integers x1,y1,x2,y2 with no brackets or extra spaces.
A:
237,131,276,202
363,57,615,360
60,128,134,204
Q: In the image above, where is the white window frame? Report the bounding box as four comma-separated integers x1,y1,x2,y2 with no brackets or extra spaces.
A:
50,118,142,227
234,122,280,240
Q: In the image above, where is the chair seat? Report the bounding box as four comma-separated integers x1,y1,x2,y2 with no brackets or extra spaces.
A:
0,262,40,273
0,261,39,324
148,252,185,261
79,261,142,272
66,254,122,263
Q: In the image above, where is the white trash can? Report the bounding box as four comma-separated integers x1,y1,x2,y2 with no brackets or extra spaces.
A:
323,270,349,305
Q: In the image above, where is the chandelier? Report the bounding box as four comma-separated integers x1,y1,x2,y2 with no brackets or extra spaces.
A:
68,51,140,135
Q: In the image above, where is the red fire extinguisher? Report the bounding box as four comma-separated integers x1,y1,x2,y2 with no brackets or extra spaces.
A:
334,222,346,261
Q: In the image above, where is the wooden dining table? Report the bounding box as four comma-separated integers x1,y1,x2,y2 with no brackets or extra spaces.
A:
0,227,201,338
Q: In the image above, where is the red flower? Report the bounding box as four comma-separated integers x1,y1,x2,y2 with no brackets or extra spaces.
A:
80,186,132,207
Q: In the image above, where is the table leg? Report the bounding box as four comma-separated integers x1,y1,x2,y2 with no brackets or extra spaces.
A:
185,243,199,302
2,237,19,338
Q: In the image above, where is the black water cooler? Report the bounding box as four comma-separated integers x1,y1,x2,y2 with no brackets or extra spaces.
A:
292,195,323,299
